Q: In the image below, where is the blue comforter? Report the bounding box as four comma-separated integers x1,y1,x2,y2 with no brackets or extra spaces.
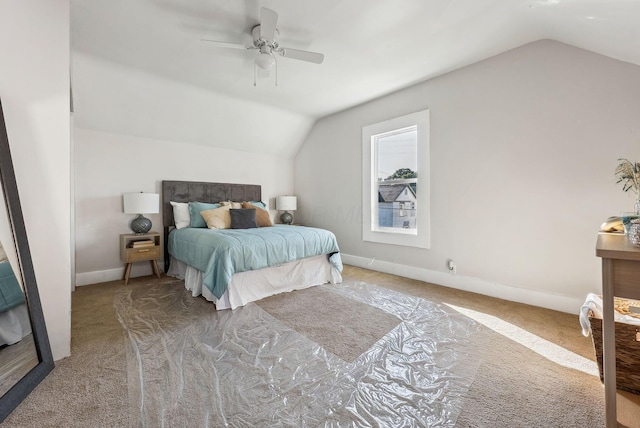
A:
0,260,25,312
168,225,342,298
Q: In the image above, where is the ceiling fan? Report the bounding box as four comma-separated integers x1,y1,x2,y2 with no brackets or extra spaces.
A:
201,7,324,85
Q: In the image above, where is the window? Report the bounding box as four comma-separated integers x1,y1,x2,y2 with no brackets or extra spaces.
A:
362,110,430,248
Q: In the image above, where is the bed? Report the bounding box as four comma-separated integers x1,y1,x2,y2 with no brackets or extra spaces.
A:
162,181,343,310
0,257,31,346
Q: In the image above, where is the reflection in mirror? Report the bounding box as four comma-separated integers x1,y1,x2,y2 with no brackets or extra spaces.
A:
0,98,53,421
0,219,38,397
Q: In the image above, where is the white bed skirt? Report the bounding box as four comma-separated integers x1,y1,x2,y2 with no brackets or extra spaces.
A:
167,255,342,310
0,303,32,346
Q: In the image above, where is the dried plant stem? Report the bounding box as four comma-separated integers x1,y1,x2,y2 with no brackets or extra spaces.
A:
615,158,640,197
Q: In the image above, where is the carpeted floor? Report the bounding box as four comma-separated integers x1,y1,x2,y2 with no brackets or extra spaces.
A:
0,265,624,426
256,284,401,362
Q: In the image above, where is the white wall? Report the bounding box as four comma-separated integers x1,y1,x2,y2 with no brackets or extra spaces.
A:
0,0,71,359
72,52,315,157
74,128,294,285
295,40,640,314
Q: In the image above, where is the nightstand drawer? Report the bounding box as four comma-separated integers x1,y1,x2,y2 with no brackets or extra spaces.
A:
124,246,160,262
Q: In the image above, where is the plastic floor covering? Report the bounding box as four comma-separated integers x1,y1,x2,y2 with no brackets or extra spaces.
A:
114,280,486,427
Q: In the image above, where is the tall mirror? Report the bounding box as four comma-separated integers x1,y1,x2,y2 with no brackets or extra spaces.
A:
0,99,54,421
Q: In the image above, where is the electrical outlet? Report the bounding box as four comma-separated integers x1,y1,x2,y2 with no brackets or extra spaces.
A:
447,260,456,275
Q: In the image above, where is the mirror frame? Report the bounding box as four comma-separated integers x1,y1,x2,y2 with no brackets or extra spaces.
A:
0,99,54,421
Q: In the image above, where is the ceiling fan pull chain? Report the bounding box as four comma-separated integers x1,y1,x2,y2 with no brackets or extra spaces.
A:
275,56,278,87
253,64,257,87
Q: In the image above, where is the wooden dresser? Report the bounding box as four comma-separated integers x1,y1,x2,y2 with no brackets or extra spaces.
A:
596,233,640,427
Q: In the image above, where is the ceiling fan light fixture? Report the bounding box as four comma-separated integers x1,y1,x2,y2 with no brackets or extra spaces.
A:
255,52,275,70
202,7,324,85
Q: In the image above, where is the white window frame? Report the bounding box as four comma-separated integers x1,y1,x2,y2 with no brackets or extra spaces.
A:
362,109,430,249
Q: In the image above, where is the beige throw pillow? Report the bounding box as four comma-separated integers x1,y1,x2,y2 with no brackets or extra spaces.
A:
241,202,273,227
200,205,232,229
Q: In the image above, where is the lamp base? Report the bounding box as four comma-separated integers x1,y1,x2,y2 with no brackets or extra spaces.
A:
130,214,152,234
279,211,293,225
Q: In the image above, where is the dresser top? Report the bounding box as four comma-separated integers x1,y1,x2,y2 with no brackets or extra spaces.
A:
596,232,640,261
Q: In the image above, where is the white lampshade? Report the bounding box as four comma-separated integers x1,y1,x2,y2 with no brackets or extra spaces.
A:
276,196,297,211
123,192,159,214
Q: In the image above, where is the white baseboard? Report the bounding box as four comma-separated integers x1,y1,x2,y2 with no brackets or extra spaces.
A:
75,263,163,287
340,253,583,315
75,268,124,287
76,255,583,314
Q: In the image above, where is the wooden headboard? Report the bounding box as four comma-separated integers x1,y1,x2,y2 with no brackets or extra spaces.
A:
161,180,262,271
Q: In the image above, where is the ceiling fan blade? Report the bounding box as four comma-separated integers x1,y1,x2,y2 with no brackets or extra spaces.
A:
259,7,278,40
278,47,324,64
200,39,249,50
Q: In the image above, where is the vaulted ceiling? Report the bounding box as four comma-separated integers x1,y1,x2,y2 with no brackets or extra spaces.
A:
70,0,640,155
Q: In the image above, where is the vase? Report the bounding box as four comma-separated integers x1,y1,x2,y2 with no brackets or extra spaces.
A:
630,220,640,246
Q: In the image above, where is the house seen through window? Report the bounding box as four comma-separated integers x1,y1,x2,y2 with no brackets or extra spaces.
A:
374,127,417,230
362,109,430,249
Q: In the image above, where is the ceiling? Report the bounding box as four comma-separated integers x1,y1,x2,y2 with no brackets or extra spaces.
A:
70,0,640,155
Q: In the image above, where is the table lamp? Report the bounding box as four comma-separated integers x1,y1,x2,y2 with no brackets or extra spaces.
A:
123,192,159,234
276,196,297,225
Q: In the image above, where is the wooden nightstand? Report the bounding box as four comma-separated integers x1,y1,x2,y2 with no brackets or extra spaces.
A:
120,232,163,285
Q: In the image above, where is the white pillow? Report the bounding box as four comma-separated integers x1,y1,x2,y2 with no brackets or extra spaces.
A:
170,201,190,229
220,200,243,208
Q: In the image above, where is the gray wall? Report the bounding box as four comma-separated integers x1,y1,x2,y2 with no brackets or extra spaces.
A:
295,40,640,313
